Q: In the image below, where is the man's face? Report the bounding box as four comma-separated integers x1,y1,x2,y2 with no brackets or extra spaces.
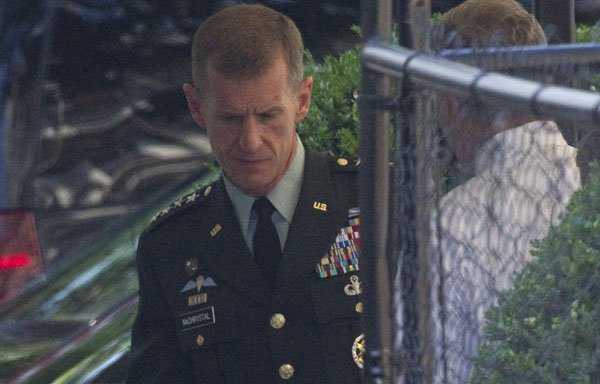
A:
184,53,312,197
437,96,488,165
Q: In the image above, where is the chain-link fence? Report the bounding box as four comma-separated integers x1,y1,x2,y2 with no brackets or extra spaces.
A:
359,40,600,383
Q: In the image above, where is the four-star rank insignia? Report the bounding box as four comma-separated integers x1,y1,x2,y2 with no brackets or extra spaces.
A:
151,191,201,223
316,208,361,278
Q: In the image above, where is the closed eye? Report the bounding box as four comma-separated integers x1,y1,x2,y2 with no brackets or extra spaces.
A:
219,114,244,123
258,108,283,122
259,113,275,120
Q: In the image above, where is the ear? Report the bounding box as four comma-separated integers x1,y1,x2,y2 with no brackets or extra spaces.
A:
183,83,205,127
294,76,313,123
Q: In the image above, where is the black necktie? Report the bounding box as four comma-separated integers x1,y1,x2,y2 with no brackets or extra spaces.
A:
252,197,281,290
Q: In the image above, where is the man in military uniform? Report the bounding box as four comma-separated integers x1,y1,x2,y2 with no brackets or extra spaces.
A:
126,4,365,383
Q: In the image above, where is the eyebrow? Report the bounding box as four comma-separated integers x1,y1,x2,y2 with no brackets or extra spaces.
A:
217,106,285,116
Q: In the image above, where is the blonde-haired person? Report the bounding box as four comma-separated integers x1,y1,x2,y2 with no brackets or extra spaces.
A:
127,4,364,384
435,0,546,49
429,0,580,382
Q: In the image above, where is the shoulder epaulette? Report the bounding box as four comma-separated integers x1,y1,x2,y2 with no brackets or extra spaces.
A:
328,156,359,173
148,184,214,229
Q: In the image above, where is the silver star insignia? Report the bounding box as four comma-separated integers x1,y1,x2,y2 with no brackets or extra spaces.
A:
186,192,199,203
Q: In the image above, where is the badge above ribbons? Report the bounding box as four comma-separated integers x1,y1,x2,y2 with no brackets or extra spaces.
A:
316,208,361,278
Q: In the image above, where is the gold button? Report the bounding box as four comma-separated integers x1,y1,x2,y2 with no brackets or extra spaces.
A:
270,313,286,329
337,158,349,166
278,363,295,380
196,335,205,346
355,302,364,313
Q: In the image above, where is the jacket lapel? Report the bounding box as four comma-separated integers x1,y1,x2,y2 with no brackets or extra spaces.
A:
278,149,349,291
188,179,272,305
184,150,351,303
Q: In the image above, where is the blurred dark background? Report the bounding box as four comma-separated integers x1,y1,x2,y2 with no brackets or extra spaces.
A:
2,0,599,264
2,0,366,263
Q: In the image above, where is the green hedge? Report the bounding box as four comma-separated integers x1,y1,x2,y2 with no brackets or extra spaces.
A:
297,28,361,158
464,24,600,384
469,165,600,384
576,23,600,43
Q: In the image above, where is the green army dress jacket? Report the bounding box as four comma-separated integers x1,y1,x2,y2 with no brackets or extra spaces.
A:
127,148,365,384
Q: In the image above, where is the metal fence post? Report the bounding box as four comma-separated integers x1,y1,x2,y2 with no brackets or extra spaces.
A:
359,1,393,383
533,0,575,43
395,1,435,383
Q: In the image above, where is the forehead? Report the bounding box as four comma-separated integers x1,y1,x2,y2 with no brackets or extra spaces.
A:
204,58,294,110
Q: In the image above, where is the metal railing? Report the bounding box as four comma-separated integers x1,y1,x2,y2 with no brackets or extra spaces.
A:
364,40,600,125
441,43,600,69
358,36,600,384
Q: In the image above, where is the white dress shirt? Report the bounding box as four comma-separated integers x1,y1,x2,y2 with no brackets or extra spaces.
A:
223,136,305,254
427,120,581,383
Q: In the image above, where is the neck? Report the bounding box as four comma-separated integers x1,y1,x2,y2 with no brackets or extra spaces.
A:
464,113,537,164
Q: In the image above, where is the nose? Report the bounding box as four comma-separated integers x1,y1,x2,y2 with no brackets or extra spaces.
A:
238,116,262,151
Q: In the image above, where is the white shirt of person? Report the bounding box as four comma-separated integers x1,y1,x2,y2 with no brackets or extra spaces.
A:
426,120,581,383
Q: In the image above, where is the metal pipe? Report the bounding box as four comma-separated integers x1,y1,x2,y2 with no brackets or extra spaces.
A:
441,43,600,70
362,40,600,126
359,1,393,383
395,1,436,383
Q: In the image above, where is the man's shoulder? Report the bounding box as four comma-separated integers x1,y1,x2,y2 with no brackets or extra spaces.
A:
324,154,359,189
145,181,219,233
320,154,359,206
326,155,359,174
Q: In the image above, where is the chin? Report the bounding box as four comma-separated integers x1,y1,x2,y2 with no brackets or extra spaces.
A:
234,176,270,195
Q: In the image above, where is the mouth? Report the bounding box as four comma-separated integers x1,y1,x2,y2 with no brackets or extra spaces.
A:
236,157,268,167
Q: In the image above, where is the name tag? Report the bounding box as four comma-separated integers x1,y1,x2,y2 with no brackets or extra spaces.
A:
180,306,216,332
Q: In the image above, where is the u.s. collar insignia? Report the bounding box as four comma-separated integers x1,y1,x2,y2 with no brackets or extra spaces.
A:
352,333,365,369
210,223,222,237
313,201,328,211
185,258,198,276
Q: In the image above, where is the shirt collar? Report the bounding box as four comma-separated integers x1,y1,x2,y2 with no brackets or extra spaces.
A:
267,137,305,223
474,120,565,175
